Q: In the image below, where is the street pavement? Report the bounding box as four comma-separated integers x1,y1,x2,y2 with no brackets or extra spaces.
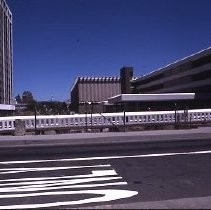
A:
0,127,211,209
1,141,211,209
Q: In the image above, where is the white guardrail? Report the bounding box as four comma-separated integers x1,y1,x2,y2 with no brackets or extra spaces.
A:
0,109,211,132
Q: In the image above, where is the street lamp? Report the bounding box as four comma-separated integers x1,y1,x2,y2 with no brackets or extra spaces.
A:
89,102,93,132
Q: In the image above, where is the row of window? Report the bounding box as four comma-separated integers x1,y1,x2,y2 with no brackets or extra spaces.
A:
140,68,211,92
136,54,211,88
137,73,164,86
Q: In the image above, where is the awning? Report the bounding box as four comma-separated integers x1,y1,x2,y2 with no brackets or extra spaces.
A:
0,104,15,111
108,93,195,104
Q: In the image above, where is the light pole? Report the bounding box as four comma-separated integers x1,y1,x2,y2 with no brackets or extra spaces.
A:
90,102,93,132
85,101,88,132
123,102,126,132
174,102,177,127
34,104,38,135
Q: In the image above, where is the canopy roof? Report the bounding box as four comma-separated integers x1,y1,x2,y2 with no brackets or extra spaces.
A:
108,93,195,104
0,104,15,111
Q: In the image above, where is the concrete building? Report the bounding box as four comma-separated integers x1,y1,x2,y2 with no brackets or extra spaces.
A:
0,0,14,115
132,47,211,109
120,66,134,94
70,67,134,113
71,47,211,113
71,76,121,113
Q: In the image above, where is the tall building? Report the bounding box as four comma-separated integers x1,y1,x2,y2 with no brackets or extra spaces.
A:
0,0,14,114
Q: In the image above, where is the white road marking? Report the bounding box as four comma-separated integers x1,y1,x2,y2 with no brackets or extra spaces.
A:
0,164,138,209
1,149,211,165
5,148,208,208
0,176,123,192
0,189,138,209
0,181,127,195
0,164,111,174
0,169,117,183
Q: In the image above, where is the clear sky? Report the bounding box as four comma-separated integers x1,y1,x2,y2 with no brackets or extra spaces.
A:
6,0,211,101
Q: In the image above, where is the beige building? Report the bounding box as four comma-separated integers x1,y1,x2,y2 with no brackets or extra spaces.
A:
70,67,133,113
71,76,121,113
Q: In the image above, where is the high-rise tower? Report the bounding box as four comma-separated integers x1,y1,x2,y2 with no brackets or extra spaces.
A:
0,0,13,105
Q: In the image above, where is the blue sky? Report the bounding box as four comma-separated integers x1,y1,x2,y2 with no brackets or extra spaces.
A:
6,0,211,101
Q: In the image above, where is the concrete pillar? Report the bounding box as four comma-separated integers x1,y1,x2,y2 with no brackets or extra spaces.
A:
14,119,26,136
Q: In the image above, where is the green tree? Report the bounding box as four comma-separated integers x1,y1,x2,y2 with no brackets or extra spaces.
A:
22,91,34,104
15,94,22,103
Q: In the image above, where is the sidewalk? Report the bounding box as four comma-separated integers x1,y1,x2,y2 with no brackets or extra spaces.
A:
0,127,211,149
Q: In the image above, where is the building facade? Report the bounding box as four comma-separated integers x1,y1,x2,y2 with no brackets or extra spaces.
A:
132,47,211,109
70,67,135,113
71,76,121,113
70,47,211,113
0,0,14,114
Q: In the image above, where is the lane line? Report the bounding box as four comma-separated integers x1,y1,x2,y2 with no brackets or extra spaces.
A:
1,149,211,165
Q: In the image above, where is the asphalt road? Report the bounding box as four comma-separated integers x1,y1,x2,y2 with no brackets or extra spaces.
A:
0,140,211,209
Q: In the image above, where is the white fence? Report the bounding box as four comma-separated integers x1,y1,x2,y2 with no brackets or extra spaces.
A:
0,109,211,132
